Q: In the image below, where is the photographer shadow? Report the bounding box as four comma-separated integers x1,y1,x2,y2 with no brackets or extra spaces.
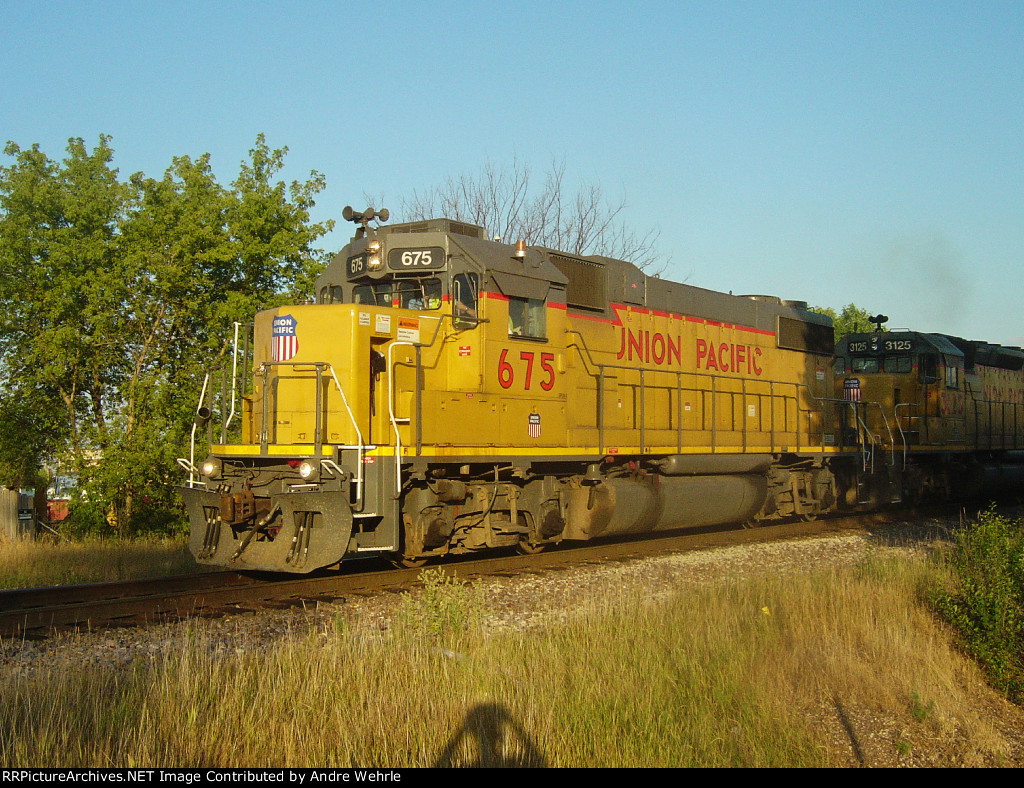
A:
434,702,546,768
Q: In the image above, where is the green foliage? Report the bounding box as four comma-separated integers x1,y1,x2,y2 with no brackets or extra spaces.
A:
59,499,111,537
0,134,333,533
909,689,935,722
395,568,484,646
810,303,884,340
0,391,62,490
928,508,1024,702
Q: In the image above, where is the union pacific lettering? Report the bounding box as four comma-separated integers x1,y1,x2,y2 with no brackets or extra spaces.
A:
615,328,682,365
614,326,766,376
696,339,763,376
604,306,772,375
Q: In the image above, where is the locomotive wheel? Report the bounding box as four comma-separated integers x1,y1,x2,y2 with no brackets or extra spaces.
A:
517,538,547,555
391,554,428,569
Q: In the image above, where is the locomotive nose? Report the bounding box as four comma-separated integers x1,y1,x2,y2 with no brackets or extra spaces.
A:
182,486,355,573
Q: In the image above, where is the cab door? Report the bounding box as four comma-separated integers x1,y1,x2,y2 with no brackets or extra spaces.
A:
939,356,967,445
918,353,940,443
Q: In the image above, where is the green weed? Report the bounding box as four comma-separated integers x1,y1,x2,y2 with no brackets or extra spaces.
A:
909,689,935,722
394,567,484,646
926,507,1024,702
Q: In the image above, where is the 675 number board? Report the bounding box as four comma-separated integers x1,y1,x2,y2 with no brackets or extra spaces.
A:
388,247,445,271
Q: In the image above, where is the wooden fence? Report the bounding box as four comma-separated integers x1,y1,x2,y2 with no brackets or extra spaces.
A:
0,488,36,541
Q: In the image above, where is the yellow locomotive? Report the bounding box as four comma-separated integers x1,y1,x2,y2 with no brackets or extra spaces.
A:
834,325,1024,505
180,209,849,572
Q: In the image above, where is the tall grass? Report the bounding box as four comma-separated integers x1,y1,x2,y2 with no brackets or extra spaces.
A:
2,552,1018,767
0,535,199,589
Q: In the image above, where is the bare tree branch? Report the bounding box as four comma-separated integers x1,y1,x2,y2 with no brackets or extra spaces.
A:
399,158,664,270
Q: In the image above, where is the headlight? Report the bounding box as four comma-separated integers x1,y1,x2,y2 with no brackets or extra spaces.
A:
298,459,320,482
201,455,222,480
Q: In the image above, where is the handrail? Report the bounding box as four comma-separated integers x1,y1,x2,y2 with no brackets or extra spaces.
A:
565,328,820,455
388,341,416,498
179,328,255,488
870,403,896,465
383,311,453,494
224,321,252,435
964,376,1024,450
836,400,895,471
893,402,920,469
854,406,875,473
828,400,876,473
324,364,366,510
966,395,1022,450
255,360,367,511
181,372,212,489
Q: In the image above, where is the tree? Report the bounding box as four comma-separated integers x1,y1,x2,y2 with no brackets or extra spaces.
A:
399,157,663,269
0,392,62,491
0,136,127,502
0,134,333,533
810,303,885,341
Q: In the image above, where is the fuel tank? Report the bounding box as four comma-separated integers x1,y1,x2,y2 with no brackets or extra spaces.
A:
562,473,768,541
958,462,1024,498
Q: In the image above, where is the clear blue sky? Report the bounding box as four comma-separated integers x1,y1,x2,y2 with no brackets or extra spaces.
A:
3,0,1022,345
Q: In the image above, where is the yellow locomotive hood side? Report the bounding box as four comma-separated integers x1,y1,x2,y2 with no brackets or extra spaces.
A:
251,304,374,449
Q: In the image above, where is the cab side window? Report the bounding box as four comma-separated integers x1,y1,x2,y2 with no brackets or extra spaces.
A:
453,273,479,318
319,285,346,304
852,357,879,373
354,282,392,306
882,356,912,374
945,362,960,389
508,296,546,339
919,353,939,383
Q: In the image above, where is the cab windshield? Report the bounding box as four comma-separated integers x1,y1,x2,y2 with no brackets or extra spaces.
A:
353,278,442,309
851,356,913,374
353,281,393,306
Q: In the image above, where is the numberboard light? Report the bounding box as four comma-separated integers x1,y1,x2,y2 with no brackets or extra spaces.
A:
368,237,385,268
366,240,383,270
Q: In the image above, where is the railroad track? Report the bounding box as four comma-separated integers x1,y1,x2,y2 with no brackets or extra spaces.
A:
0,510,954,640
0,564,412,639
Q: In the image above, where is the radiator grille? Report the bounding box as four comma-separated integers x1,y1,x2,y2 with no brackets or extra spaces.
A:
778,316,834,355
550,254,606,311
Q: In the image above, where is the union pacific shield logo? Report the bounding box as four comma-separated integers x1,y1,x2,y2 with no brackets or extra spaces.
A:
271,314,298,362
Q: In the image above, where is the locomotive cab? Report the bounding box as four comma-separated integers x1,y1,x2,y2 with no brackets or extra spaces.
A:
316,215,517,332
